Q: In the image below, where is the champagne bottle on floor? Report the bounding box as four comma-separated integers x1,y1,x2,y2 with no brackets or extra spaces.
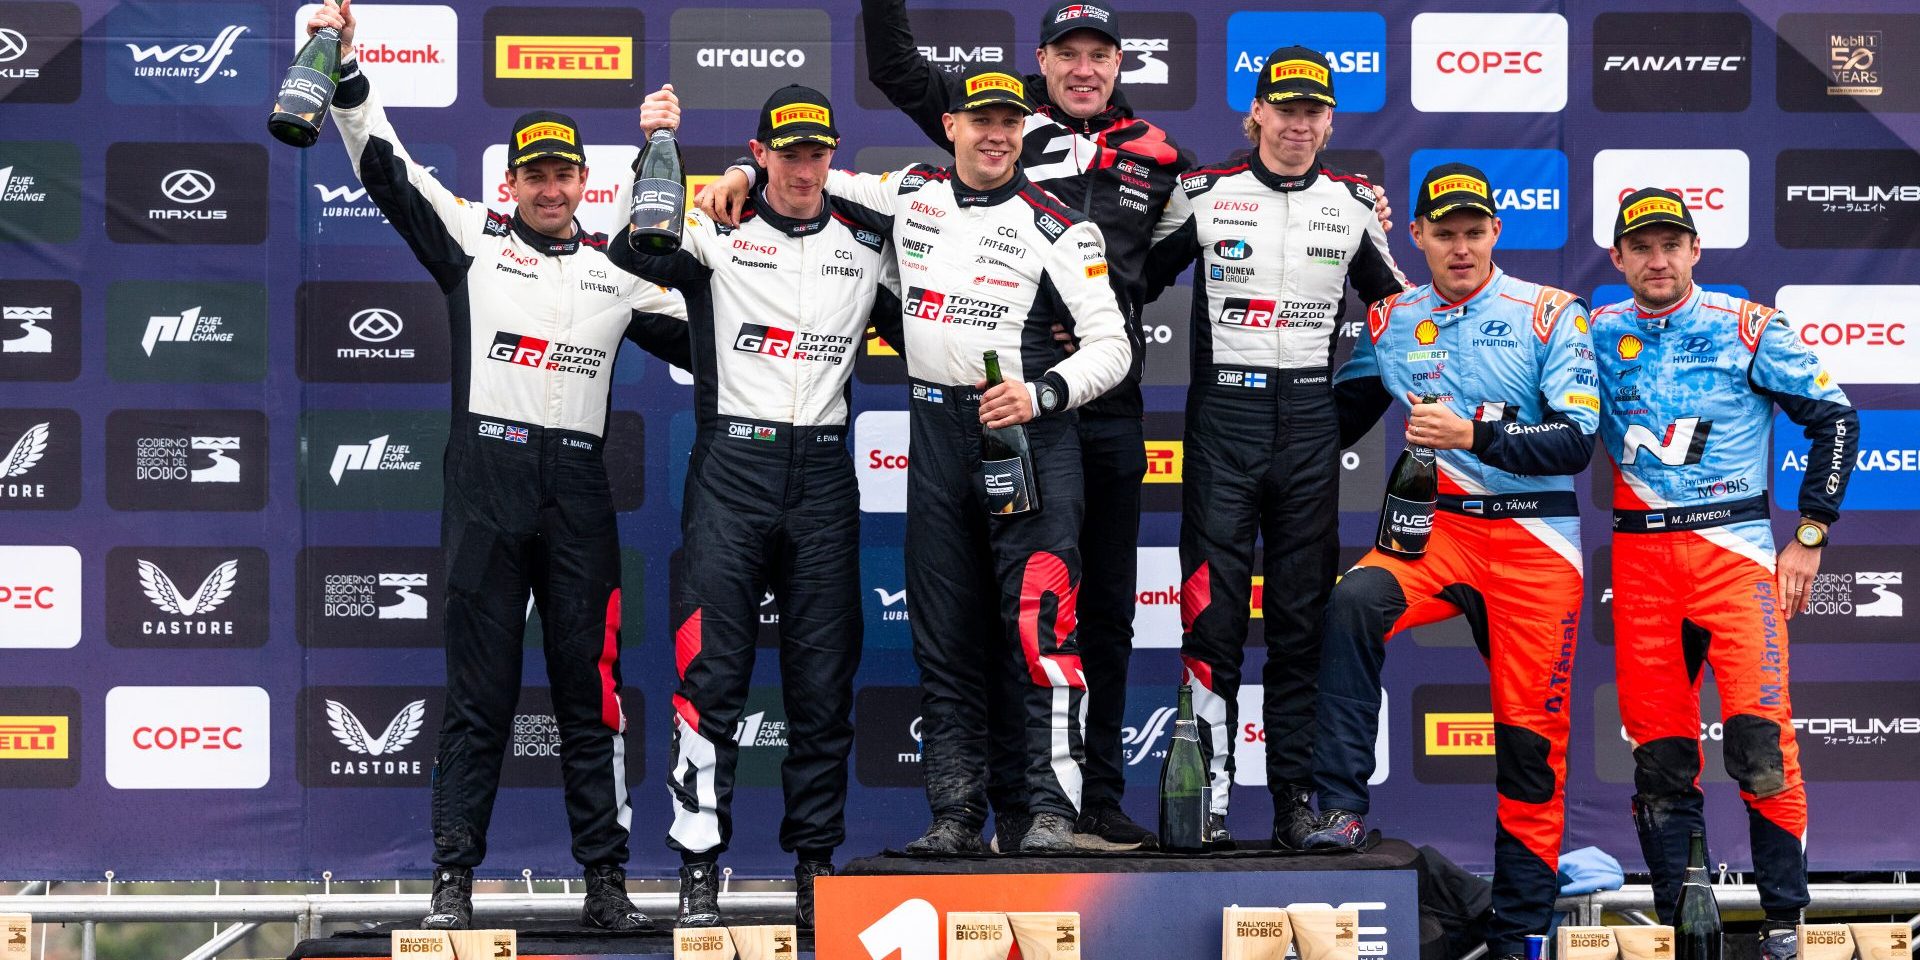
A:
628,128,686,253
1158,684,1207,852
1375,394,1440,559
1676,830,1723,960
979,350,1037,515
267,25,342,147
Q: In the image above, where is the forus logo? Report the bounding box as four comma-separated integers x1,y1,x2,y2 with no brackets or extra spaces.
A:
1213,238,1253,260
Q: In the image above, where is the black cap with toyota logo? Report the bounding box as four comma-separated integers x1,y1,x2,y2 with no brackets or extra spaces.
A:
1039,1,1121,48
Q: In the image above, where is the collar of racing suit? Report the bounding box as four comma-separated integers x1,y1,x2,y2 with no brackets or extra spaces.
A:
1631,281,1699,332
1431,265,1506,322
951,167,1030,207
1246,148,1322,192
510,213,590,256
747,184,832,237
1030,75,1135,135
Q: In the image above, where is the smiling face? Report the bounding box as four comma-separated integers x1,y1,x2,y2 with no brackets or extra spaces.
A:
942,104,1027,190
505,158,587,238
1249,98,1331,176
1611,224,1701,311
1412,210,1501,303
1035,32,1121,119
748,140,834,219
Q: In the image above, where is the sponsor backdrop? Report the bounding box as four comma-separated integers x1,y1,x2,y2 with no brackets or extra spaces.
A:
1,0,1918,883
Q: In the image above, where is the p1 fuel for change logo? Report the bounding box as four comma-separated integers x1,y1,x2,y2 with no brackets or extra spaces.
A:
300,410,447,511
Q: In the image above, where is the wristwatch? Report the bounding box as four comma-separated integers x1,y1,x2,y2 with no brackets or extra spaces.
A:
1794,519,1828,548
1034,380,1063,417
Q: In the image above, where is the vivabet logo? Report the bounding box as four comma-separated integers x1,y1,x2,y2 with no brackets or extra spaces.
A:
1409,149,1566,249
1774,409,1919,510
1224,12,1385,111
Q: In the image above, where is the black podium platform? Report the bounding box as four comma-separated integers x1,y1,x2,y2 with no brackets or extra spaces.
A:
843,834,1421,875
287,918,809,959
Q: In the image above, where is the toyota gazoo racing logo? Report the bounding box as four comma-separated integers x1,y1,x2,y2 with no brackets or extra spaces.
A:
904,286,1004,328
125,24,247,84
1052,4,1111,26
1219,297,1281,328
736,322,854,364
488,331,606,376
734,322,794,357
326,698,426,775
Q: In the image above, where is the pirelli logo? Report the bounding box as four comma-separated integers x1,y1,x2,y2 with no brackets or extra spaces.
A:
1623,195,1685,225
496,36,633,79
1085,262,1108,279
1427,174,1488,200
772,103,830,127
1143,440,1181,484
1425,712,1494,755
965,72,1025,98
515,122,577,149
1268,59,1330,86
0,716,70,759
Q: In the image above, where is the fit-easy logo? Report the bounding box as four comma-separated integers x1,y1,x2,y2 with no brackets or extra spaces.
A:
1591,149,1750,249
483,7,644,107
1225,12,1384,112
1412,13,1567,112
670,7,831,110
1593,13,1751,112
1411,149,1566,249
107,3,265,105
0,409,78,510
0,2,80,103
107,410,266,511
106,686,271,789
105,142,266,245
1776,149,1920,250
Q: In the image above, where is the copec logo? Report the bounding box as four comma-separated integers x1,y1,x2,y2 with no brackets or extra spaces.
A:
1591,149,1750,248
1224,12,1385,112
1411,12,1568,112
1775,286,1917,385
1235,685,1389,787
1775,409,1919,511
481,143,636,239
1409,149,1566,249
854,410,909,513
0,545,81,649
293,5,457,107
105,686,271,789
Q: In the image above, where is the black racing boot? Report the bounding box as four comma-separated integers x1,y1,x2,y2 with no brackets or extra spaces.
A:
1075,802,1158,850
795,859,834,929
580,863,652,932
677,861,722,928
422,867,473,930
905,817,987,855
1272,785,1318,851
1018,812,1078,853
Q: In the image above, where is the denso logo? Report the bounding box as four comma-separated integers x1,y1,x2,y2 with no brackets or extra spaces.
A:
500,248,539,267
1212,200,1259,212
731,238,778,256
909,200,945,218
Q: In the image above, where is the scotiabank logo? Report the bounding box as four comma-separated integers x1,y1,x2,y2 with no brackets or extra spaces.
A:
854,410,909,513
1776,286,1917,385
105,686,271,789
1591,149,1749,248
733,322,794,356
1237,684,1388,786
0,545,80,648
292,5,456,107
1130,547,1181,649
1412,13,1567,112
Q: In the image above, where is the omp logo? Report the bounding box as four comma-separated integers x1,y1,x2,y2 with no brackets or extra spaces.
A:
160,169,215,204
0,716,67,758
1425,712,1494,755
496,36,631,79
1621,417,1711,466
734,323,794,357
141,306,231,356
1144,441,1182,483
488,331,547,366
126,25,246,83
3,422,48,479
326,698,426,756
137,558,237,617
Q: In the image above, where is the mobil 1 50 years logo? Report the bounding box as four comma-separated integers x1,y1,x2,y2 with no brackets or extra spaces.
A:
105,141,267,245
106,546,268,648
107,409,267,511
0,408,80,510
1777,14,1920,113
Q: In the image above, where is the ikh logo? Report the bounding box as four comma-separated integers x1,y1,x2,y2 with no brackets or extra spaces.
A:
1425,712,1495,755
495,36,631,79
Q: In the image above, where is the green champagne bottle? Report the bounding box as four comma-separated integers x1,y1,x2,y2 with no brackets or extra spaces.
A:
268,26,341,148
980,350,1038,515
1158,683,1207,851
1375,393,1440,559
628,128,686,254
1675,830,1723,960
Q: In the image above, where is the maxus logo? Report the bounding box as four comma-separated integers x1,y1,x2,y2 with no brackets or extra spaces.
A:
1411,149,1566,249
1412,13,1567,112
1225,12,1385,112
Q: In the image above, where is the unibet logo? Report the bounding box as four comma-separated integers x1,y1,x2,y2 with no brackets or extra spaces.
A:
1425,712,1494,755
496,36,631,79
1268,59,1329,86
0,716,68,758
772,103,829,127
515,122,576,148
1143,441,1182,483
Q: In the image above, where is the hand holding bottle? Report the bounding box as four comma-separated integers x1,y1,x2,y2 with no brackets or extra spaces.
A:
1404,390,1473,449
640,84,680,136
305,0,354,58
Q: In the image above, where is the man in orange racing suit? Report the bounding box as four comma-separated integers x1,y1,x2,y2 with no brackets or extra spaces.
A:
1302,163,1598,960
1593,189,1858,960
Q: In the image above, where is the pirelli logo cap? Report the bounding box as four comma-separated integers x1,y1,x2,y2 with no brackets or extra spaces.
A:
1256,46,1336,106
508,110,585,168
951,68,1035,115
1415,161,1498,221
1613,187,1697,243
757,84,840,150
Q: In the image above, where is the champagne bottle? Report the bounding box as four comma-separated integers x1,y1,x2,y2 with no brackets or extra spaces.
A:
1375,393,1440,559
1675,830,1722,960
1158,683,1208,852
979,350,1038,515
628,128,686,253
268,26,342,148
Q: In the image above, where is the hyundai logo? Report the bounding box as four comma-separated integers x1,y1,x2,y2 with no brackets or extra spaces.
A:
0,28,28,62
1682,335,1712,354
160,169,217,204
1480,320,1512,337
348,308,404,343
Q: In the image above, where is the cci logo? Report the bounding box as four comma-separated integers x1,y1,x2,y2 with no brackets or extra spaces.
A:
1591,149,1750,249
105,686,271,789
854,410,909,513
1776,286,1917,385
1411,13,1568,112
1224,12,1385,112
1409,149,1567,249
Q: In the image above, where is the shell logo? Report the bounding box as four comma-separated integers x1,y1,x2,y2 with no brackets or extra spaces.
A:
1574,313,1589,334
1617,334,1643,360
1414,318,1440,345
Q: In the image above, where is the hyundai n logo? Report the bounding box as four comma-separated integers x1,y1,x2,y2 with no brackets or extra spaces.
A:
349,308,404,343
161,169,216,204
